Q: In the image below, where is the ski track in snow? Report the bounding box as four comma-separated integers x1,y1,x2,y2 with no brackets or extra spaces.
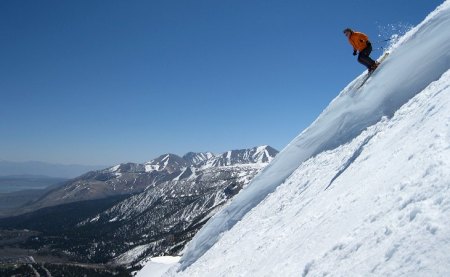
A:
171,1,450,273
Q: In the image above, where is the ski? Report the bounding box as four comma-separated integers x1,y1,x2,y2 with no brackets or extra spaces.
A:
358,52,390,89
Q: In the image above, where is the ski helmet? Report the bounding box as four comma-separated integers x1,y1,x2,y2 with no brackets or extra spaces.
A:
343,28,353,34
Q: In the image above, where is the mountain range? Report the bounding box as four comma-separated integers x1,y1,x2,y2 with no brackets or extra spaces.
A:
0,145,278,267
11,146,277,215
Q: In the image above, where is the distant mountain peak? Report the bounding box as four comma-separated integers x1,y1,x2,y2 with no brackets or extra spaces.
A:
206,146,278,167
144,154,189,173
108,163,145,174
182,152,215,166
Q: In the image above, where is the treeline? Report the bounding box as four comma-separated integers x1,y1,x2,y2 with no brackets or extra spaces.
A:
0,263,130,277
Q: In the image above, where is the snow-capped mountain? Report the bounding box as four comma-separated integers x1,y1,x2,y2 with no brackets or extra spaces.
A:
137,1,450,276
14,146,276,215
204,145,278,167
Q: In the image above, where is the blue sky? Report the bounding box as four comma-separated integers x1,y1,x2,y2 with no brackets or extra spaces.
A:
0,0,443,165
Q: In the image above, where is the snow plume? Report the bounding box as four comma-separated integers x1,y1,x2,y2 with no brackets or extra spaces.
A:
375,22,413,51
135,1,450,276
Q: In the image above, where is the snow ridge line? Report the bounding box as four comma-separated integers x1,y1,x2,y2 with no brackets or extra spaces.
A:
324,131,378,191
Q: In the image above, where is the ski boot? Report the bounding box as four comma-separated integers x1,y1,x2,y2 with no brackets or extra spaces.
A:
369,61,380,73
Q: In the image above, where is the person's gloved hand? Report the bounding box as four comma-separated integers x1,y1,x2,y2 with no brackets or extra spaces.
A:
353,50,357,56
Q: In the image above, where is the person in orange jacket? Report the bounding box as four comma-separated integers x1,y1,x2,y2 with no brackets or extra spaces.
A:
343,28,379,72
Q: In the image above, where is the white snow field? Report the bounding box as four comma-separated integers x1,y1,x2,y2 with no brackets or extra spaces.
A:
136,256,180,277
139,1,450,276
169,70,450,276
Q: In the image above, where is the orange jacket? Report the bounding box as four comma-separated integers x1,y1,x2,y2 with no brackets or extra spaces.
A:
348,32,370,52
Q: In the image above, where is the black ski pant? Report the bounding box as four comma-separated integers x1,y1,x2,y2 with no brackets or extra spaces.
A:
358,43,376,70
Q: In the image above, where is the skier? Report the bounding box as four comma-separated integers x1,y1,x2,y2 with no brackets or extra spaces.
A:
343,28,379,72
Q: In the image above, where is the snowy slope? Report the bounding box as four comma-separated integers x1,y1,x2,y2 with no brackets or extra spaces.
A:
170,68,450,276
153,1,450,275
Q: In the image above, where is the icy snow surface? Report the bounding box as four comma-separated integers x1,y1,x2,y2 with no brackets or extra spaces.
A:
138,1,450,276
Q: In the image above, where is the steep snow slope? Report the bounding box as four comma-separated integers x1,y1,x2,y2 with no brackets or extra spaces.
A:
170,68,450,276
166,0,450,274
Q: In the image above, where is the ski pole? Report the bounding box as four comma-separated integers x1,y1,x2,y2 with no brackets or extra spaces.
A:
371,38,393,51
375,38,393,43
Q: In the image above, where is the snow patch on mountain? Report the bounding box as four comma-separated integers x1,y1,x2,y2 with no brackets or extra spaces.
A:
183,152,215,166
137,256,181,277
114,244,153,265
144,154,189,173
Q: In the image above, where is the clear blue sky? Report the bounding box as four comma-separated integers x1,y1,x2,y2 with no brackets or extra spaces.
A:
0,0,443,165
